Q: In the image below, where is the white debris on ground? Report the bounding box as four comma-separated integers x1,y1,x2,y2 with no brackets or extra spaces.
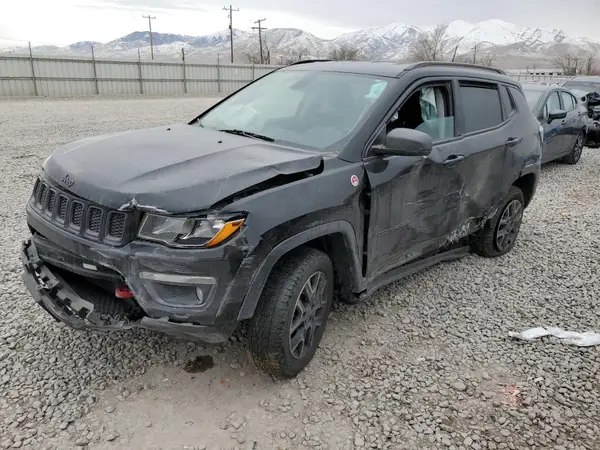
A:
0,96,599,450
510,327,600,346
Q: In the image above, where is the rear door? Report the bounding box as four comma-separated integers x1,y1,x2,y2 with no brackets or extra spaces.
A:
559,90,581,156
540,90,567,163
446,79,510,221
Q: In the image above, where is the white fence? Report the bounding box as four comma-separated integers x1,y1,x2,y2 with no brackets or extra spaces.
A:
0,55,279,97
0,55,566,97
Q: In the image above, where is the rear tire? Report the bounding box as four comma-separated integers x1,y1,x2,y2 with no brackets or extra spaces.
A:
562,131,584,165
471,186,524,258
246,248,333,378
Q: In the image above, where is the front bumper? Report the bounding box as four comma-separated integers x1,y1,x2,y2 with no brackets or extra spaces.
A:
22,198,273,342
21,239,238,342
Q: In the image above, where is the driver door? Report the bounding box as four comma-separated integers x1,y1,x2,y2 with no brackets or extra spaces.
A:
363,80,466,280
540,90,567,163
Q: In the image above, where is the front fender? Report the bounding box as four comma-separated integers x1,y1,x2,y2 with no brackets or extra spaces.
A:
236,220,364,320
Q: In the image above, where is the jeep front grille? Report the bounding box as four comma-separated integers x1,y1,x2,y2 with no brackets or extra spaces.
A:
71,202,83,226
88,207,102,234
30,178,135,245
108,212,126,239
57,195,68,222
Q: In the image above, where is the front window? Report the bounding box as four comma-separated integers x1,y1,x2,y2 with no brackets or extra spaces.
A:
195,70,390,150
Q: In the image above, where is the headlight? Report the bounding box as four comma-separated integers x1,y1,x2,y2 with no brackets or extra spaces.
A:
138,214,245,248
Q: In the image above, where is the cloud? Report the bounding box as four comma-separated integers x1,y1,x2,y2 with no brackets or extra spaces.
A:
75,0,207,12
2,0,599,46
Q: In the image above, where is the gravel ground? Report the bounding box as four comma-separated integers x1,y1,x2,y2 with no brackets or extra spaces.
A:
0,96,599,450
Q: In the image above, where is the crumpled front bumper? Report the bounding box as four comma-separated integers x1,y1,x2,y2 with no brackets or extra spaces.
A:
21,239,237,343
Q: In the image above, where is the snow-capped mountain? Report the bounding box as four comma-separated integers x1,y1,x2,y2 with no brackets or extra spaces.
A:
3,19,599,66
445,19,600,57
330,23,421,60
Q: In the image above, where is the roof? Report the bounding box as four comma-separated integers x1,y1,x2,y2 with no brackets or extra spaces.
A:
282,60,510,81
520,83,556,92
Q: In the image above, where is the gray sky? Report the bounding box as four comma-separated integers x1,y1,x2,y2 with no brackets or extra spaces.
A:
1,0,599,46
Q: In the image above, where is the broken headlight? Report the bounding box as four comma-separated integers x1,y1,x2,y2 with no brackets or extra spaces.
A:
137,214,245,248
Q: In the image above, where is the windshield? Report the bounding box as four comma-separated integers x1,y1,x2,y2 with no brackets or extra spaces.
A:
196,70,390,150
563,81,600,94
569,88,589,101
522,89,544,109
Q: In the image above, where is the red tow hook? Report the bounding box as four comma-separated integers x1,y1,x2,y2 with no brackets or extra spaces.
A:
115,286,134,299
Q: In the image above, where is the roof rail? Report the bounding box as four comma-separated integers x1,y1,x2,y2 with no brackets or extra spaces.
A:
407,61,506,75
286,59,332,66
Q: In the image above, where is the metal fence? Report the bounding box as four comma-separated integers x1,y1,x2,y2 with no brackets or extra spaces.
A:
0,54,279,97
510,74,565,85
0,54,567,97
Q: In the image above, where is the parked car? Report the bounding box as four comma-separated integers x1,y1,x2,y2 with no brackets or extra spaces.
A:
21,61,541,378
563,76,600,148
521,83,588,164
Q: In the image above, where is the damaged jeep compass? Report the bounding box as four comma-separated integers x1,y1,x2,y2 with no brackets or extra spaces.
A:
21,61,541,378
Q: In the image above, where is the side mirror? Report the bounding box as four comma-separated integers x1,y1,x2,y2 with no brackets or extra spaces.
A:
372,128,433,157
548,109,567,123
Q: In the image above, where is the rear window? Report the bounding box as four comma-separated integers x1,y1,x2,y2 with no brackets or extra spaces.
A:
500,86,516,117
459,82,503,133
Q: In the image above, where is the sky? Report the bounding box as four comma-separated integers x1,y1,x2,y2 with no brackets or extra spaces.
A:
1,0,599,47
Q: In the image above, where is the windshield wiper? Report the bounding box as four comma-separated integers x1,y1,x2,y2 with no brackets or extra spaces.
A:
218,129,275,142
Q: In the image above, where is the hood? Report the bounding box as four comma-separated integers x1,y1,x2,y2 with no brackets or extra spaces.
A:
43,124,323,214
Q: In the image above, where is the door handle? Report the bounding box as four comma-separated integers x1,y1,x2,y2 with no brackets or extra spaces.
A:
442,154,465,165
506,137,523,147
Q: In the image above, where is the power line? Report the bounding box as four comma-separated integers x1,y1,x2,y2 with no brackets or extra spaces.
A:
222,5,239,64
142,15,157,60
251,18,267,64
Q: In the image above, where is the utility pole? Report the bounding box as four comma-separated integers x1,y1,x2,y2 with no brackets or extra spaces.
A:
472,44,478,65
223,5,239,64
251,18,267,64
451,38,462,62
451,45,459,62
142,14,156,60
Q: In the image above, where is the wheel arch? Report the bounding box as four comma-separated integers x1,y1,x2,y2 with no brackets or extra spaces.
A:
512,172,537,208
237,221,365,320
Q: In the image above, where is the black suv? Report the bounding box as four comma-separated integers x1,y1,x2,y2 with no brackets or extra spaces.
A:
21,61,541,378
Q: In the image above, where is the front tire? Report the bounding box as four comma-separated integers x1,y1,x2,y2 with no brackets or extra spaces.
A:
246,248,333,378
563,131,584,165
471,186,525,258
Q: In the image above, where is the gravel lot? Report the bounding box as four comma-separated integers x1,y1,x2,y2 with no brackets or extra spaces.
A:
0,96,599,450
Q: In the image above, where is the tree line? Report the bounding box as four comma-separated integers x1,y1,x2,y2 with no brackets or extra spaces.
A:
245,42,363,64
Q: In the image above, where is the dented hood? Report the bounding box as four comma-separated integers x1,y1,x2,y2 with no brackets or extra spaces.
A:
43,124,323,213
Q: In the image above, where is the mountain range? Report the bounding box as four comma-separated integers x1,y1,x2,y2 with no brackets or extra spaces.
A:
4,19,600,68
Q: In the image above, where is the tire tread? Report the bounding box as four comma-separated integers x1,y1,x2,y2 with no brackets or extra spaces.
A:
471,186,524,258
246,248,332,379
